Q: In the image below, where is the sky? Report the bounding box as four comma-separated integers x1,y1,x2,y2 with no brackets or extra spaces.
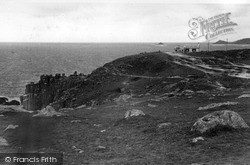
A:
0,0,250,42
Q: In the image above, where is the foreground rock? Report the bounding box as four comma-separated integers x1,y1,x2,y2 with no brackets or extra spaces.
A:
33,105,64,117
191,110,249,134
0,137,9,146
124,109,145,119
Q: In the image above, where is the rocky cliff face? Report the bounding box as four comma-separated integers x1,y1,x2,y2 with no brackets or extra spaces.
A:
20,72,86,111
20,50,250,111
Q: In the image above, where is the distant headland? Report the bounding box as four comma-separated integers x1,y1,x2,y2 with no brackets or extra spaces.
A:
214,38,250,44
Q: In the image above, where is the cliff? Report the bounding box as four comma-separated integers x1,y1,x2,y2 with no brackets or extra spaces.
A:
20,72,86,111
20,49,250,111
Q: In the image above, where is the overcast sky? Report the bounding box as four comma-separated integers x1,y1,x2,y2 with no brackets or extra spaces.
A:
0,0,249,42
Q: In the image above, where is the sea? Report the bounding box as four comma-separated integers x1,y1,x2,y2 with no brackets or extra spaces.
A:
1,42,250,99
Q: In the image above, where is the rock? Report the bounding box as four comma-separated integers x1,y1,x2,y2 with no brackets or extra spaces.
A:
191,110,249,134
238,94,250,98
100,130,106,132
0,137,8,146
124,109,145,119
114,94,132,104
71,146,84,153
95,146,106,151
0,97,8,105
3,124,19,132
71,146,77,150
197,102,238,111
192,136,204,143
4,100,20,105
33,105,64,117
158,122,171,128
147,104,157,108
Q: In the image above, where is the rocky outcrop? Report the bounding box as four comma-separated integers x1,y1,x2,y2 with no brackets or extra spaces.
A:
0,97,20,105
191,110,249,134
20,72,86,111
0,97,8,104
4,100,20,105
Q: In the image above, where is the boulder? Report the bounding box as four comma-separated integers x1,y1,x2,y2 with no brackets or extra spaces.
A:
4,100,20,105
191,110,249,134
0,137,8,146
124,109,145,119
0,97,8,105
114,94,132,104
33,105,64,117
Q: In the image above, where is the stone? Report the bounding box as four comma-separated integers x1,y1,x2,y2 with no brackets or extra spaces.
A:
114,94,132,104
0,137,8,146
4,100,20,105
71,146,84,153
0,97,8,105
95,146,106,151
192,137,204,143
3,124,19,132
124,109,145,119
191,110,249,134
33,105,64,117
158,122,171,128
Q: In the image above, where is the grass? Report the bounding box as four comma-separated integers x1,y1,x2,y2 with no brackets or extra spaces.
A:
1,89,245,164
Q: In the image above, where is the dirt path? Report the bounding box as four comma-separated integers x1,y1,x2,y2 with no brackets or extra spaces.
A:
165,51,250,79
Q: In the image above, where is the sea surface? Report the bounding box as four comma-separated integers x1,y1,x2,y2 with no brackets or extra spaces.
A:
0,42,250,98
